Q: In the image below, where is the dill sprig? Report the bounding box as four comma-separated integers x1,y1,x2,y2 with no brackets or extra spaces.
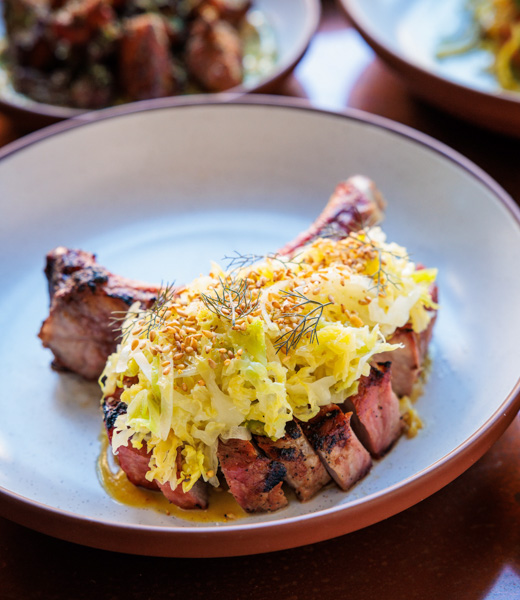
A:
110,281,177,342
274,290,332,354
347,229,408,296
200,276,259,326
223,250,300,275
222,251,264,275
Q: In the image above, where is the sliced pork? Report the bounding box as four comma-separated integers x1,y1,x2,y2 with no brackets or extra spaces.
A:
103,395,209,509
255,420,331,502
373,285,438,397
300,404,372,491
38,246,158,380
217,438,288,512
344,362,402,458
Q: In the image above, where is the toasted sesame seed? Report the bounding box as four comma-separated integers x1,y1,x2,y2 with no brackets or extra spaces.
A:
182,383,188,392
173,352,184,361
131,339,139,351
206,470,215,478
204,345,212,354
224,359,231,366
208,358,217,369
197,379,206,387
163,366,171,376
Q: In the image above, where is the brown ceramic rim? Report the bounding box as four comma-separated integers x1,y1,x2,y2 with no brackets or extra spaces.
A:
0,95,519,557
0,0,320,127
337,0,520,137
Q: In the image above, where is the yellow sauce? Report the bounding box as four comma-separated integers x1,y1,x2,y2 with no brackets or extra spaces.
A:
97,431,246,523
399,355,432,438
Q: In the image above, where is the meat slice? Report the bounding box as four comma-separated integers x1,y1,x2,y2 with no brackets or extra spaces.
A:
185,17,243,91
51,0,116,45
115,442,159,491
217,438,288,512
119,13,176,101
372,285,438,398
343,362,402,458
254,420,331,502
205,0,251,25
300,404,372,491
103,395,209,509
115,443,209,509
39,246,158,380
277,175,386,257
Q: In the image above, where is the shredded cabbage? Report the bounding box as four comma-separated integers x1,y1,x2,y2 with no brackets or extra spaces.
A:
101,228,438,493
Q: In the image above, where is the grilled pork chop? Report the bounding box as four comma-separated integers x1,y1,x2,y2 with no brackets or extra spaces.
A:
38,176,388,381
39,175,437,513
39,246,159,380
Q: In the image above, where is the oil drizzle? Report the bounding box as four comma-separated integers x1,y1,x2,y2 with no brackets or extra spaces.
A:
97,432,246,523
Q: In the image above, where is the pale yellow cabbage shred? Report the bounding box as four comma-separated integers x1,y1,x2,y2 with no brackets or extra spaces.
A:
100,228,438,493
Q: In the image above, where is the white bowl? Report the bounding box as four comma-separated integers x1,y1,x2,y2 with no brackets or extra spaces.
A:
0,96,519,557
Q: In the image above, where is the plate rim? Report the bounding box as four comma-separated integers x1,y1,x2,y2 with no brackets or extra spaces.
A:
0,95,519,557
338,0,520,136
0,0,321,124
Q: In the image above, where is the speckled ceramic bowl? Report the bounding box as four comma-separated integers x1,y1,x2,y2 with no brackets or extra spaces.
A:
0,96,519,557
339,0,520,137
0,0,320,127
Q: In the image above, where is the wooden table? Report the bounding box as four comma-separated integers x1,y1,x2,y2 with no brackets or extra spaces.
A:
2,2,520,598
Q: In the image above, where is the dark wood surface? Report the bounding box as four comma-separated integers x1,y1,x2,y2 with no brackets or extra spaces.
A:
2,2,520,598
